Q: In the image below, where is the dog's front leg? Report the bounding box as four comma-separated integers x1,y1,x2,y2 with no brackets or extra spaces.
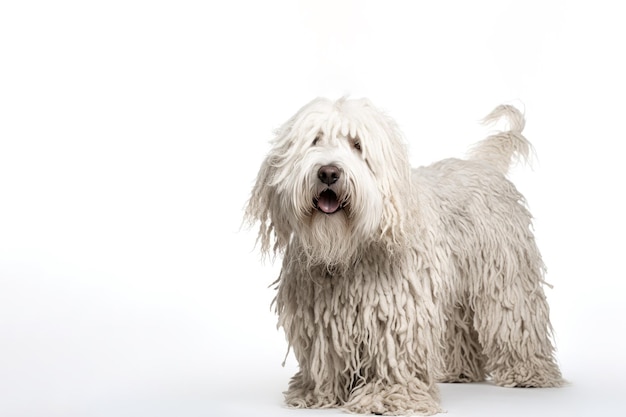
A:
277,264,348,409
341,265,444,416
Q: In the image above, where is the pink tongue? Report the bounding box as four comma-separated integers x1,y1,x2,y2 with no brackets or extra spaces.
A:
318,190,340,213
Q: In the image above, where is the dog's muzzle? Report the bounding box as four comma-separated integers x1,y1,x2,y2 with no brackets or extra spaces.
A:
315,165,344,214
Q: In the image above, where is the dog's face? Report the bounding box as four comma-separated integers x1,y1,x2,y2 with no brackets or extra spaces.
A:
246,98,413,267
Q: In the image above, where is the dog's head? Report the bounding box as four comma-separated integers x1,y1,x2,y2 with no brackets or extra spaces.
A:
245,97,413,267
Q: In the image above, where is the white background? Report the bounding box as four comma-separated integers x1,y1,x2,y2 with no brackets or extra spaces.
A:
1,1,624,416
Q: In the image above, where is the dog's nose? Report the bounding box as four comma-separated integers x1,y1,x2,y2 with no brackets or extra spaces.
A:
318,165,341,185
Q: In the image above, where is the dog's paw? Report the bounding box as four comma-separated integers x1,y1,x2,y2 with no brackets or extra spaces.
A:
491,360,564,388
284,390,339,409
283,382,341,409
344,380,441,416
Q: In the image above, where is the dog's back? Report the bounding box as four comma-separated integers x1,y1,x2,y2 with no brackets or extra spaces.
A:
412,103,534,271
412,104,537,299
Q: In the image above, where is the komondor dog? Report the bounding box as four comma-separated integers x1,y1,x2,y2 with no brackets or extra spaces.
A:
245,97,563,415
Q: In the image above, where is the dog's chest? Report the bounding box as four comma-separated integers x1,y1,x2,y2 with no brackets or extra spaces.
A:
289,258,415,335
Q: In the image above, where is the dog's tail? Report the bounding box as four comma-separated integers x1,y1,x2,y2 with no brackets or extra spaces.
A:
468,104,534,174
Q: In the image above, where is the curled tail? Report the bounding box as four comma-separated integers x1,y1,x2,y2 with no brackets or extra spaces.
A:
468,104,534,174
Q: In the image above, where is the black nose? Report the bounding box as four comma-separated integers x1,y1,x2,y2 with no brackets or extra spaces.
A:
318,165,341,185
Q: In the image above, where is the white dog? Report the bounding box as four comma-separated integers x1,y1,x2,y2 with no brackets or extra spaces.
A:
245,98,562,415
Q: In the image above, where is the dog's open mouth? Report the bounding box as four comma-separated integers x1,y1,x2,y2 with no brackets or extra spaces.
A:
315,189,342,214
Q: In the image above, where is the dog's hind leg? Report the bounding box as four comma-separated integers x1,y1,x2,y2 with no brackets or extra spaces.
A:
469,242,563,387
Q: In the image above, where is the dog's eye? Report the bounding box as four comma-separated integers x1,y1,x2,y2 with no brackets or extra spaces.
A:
353,140,362,152
312,135,321,146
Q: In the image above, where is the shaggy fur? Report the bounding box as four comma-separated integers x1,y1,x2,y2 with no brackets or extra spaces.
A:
245,98,563,415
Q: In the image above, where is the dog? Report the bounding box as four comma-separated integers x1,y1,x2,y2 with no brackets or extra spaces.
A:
245,97,563,415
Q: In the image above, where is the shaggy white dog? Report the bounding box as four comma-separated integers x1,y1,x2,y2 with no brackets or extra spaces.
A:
245,97,563,415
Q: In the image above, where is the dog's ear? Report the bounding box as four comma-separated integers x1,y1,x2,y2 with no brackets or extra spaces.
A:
244,153,291,258
355,99,416,251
